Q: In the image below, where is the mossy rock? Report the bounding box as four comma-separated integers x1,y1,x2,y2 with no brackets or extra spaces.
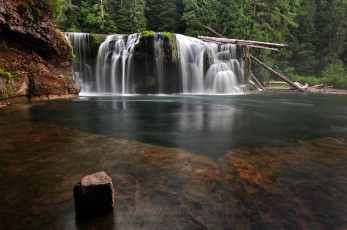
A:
0,69,27,99
243,46,251,84
135,33,155,57
162,32,177,62
140,30,156,38
0,69,14,82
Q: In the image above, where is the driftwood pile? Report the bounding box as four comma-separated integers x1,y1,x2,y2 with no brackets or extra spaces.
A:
264,81,335,92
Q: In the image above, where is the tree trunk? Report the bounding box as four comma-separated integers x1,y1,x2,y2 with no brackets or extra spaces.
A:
198,36,287,50
250,55,305,92
203,25,224,38
135,0,138,8
100,0,104,31
251,72,265,91
68,0,71,7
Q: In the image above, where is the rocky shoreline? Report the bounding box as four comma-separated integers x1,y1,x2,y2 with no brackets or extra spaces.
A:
264,86,347,94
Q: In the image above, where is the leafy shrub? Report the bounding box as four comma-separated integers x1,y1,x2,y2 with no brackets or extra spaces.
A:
40,0,64,17
322,59,347,88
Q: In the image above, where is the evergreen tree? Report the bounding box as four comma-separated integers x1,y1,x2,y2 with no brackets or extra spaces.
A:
54,0,347,87
146,0,185,33
115,0,147,33
55,1,82,32
315,0,347,69
79,0,117,33
290,0,318,76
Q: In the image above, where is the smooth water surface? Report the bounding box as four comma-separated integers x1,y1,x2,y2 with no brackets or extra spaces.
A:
0,93,346,229
5,93,347,157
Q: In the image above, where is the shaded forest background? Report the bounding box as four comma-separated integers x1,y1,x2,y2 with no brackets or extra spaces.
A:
53,0,347,87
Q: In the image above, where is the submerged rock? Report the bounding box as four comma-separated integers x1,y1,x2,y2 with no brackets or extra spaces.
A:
73,171,114,218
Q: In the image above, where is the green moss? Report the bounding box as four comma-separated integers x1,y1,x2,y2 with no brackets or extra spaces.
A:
141,30,156,38
244,46,251,83
1,86,16,98
57,29,75,59
162,32,177,62
0,59,4,69
0,67,19,99
0,69,13,83
89,34,106,59
162,32,175,41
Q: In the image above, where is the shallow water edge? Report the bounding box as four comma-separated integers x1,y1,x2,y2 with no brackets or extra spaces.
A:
0,120,346,229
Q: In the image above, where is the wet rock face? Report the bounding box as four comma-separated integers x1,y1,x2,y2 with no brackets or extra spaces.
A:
0,0,81,101
73,172,114,218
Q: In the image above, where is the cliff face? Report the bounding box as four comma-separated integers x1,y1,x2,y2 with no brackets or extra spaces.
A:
0,0,81,103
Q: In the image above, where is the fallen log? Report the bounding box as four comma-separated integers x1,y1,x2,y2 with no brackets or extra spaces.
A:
310,84,325,89
199,37,280,51
202,25,224,38
198,36,287,50
264,81,289,85
251,55,305,92
251,72,265,91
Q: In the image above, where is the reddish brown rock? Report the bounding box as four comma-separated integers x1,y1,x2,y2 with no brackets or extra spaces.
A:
73,172,114,218
0,0,81,102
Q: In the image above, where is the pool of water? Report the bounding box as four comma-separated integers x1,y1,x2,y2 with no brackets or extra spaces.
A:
4,93,347,157
0,93,346,229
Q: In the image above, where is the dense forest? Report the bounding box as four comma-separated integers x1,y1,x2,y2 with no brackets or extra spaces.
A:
53,0,347,87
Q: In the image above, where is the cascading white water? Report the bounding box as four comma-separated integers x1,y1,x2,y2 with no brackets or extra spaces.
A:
154,33,164,93
176,35,206,93
176,34,245,94
95,33,140,94
66,32,247,95
64,32,92,93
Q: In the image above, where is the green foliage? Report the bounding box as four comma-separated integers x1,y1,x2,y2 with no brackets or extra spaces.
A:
162,32,175,41
290,75,329,86
0,69,13,82
141,30,156,38
53,0,347,88
146,0,185,33
0,69,23,98
116,0,147,33
40,0,65,17
1,86,16,98
322,60,347,88
290,60,347,88
90,34,104,46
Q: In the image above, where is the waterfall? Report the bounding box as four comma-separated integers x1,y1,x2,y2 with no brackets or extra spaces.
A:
176,35,206,93
175,34,244,94
95,33,140,94
64,32,92,93
154,33,164,94
66,32,247,95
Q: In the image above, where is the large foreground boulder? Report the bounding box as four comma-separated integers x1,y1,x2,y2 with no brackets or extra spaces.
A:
73,171,114,218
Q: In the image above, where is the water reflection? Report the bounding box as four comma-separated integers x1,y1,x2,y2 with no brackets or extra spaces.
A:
4,94,346,159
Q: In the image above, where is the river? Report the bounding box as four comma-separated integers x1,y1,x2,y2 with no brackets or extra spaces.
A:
0,93,346,229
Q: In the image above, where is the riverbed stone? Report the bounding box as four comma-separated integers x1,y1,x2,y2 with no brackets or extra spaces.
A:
73,171,114,218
